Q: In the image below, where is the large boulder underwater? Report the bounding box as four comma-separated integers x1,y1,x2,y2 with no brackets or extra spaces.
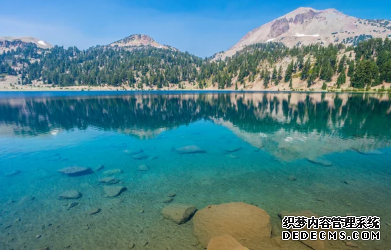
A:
190,202,347,250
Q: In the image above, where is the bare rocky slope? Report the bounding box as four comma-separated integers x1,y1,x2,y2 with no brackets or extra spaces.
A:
216,7,391,59
0,36,52,52
109,34,175,50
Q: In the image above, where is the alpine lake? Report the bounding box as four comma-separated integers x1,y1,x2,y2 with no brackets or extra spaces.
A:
0,91,390,250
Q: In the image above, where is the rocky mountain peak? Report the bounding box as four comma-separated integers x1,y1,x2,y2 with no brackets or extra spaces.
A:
283,7,317,17
109,34,171,49
120,34,154,44
215,7,391,59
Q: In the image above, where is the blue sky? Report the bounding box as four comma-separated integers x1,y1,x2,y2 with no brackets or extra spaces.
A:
1,0,391,57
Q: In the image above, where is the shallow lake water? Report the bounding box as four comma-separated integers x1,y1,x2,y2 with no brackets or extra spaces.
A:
0,91,390,250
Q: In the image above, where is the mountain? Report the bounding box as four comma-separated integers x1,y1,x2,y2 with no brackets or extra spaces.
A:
216,7,391,59
109,34,175,50
1,13,391,92
0,36,52,52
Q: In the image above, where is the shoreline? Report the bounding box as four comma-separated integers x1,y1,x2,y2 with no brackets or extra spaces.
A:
2,76,390,94
0,88,389,94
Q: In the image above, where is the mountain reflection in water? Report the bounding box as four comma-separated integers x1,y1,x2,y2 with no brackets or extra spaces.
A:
0,92,390,161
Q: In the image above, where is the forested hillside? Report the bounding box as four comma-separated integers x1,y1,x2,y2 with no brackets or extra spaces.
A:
1,38,391,91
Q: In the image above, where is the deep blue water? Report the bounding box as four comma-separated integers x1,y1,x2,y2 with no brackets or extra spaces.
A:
0,91,390,249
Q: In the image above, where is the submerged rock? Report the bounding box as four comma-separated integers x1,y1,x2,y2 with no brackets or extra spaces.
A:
59,190,82,200
19,196,35,205
162,204,197,224
103,186,126,197
354,148,383,155
67,202,79,210
307,158,332,167
98,176,120,185
138,165,149,171
5,170,21,177
174,145,206,154
89,208,101,215
225,154,239,159
94,165,104,172
224,147,242,153
193,202,271,249
207,234,249,250
131,153,149,160
103,169,123,175
123,149,143,156
287,175,297,181
58,166,92,177
35,168,52,179
163,197,174,203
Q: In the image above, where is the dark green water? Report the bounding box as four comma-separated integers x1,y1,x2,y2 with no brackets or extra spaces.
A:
0,91,390,249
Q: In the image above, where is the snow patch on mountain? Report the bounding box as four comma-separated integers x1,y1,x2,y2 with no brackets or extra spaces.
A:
294,33,320,37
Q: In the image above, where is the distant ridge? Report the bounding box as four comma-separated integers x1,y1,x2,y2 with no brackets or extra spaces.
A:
0,36,52,51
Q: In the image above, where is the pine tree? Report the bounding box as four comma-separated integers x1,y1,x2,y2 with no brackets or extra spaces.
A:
381,59,391,82
272,67,278,85
338,55,346,73
347,61,355,77
352,60,378,88
307,73,315,87
198,80,203,89
301,57,311,80
336,70,346,88
372,74,382,87
272,67,277,81
284,61,294,82
277,65,282,81
297,55,304,70
320,60,333,82
264,71,270,88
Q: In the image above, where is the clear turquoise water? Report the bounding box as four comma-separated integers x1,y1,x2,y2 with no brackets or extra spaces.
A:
0,91,390,249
